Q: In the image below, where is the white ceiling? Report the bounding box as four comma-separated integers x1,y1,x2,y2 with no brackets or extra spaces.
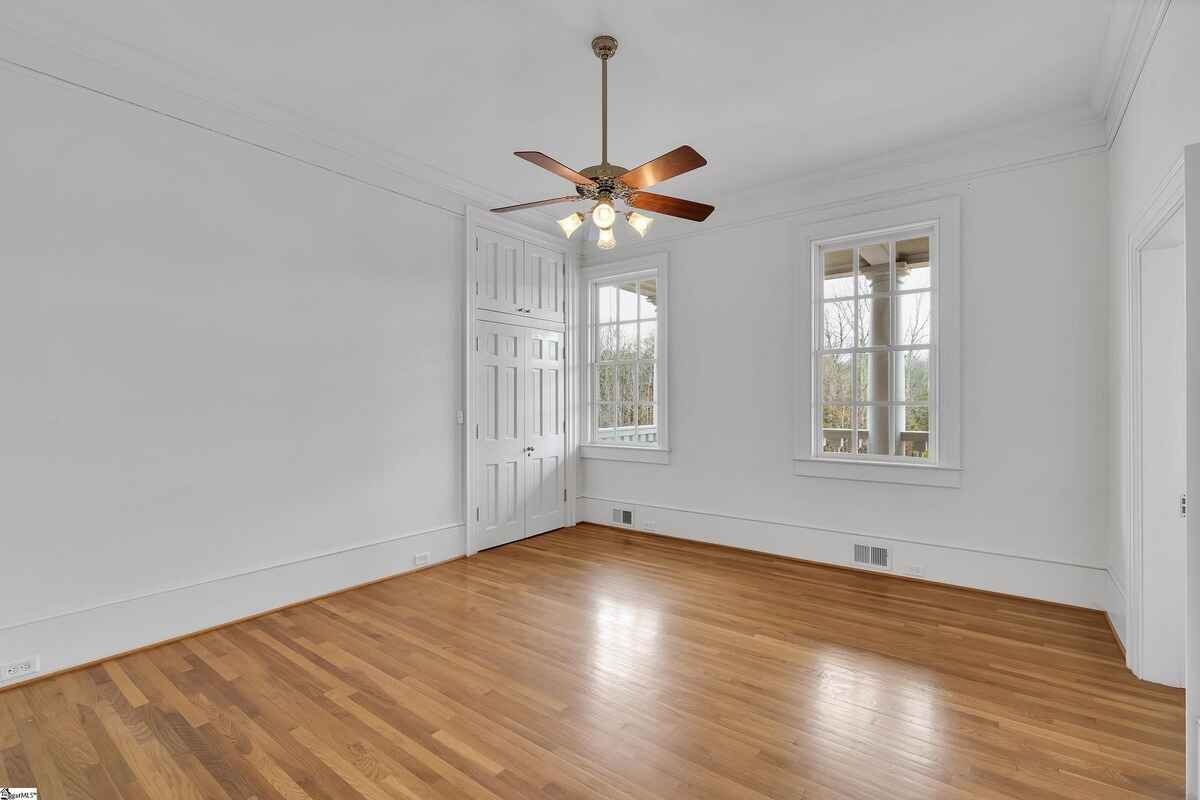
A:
10,0,1121,208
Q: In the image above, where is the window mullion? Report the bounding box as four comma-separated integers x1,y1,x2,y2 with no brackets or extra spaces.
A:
634,309,641,443
851,245,860,453
889,239,898,456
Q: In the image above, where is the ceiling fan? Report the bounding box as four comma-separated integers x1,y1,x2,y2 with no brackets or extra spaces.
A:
490,35,715,250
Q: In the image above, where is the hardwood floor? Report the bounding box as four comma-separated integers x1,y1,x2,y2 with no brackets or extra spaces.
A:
0,524,1184,799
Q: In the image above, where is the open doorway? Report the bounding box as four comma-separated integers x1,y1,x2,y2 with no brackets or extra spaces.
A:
1137,205,1187,687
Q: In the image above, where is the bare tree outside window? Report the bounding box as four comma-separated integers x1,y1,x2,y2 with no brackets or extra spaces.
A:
592,275,658,445
815,231,934,461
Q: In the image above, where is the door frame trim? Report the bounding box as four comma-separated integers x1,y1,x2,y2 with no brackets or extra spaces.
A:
464,207,580,555
1125,153,1185,678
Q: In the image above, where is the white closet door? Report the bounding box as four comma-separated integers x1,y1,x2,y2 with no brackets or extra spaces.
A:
476,321,526,549
524,245,565,322
474,229,523,315
525,328,566,535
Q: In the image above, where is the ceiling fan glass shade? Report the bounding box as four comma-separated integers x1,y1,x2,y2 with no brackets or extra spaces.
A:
591,198,617,230
597,227,616,250
557,212,586,238
625,211,653,237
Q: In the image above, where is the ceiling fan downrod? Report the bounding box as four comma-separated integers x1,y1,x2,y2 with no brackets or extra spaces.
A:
592,35,618,170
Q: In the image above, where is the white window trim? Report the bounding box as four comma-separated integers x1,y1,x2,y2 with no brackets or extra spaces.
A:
580,252,670,465
794,197,962,488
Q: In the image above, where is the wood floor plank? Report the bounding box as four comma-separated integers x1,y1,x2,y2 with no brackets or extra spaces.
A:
0,524,1185,798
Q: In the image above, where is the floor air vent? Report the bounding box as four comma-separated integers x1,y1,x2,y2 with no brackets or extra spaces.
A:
853,544,891,570
611,508,634,527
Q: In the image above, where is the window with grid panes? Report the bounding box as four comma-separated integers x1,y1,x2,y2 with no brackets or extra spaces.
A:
815,225,936,462
589,272,659,447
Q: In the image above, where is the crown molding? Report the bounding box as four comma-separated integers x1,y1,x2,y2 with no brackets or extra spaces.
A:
0,8,566,237
0,2,1165,249
1092,0,1172,148
582,109,1107,265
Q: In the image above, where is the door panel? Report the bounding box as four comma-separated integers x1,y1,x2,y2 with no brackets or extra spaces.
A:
1185,144,1199,798
475,229,523,315
525,245,565,321
525,329,565,535
1141,238,1187,687
476,321,525,549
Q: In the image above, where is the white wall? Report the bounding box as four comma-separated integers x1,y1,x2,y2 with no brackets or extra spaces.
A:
0,65,467,681
1099,7,1200,740
581,151,1112,608
1107,0,1200,649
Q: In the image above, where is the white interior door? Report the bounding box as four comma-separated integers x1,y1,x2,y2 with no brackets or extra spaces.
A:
475,229,523,315
1140,217,1187,687
525,329,566,535
525,244,565,322
476,321,525,549
1185,143,1200,800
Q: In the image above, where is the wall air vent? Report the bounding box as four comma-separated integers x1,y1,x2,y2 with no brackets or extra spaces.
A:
611,508,634,527
853,543,891,570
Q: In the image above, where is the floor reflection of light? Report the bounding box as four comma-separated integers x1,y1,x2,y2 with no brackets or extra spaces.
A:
803,647,944,764
591,594,662,684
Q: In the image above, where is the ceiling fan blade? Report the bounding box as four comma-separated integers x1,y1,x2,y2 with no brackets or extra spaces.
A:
490,196,581,213
617,145,707,190
629,191,715,222
514,152,597,187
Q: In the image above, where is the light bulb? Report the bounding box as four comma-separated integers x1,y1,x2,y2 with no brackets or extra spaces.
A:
557,212,585,238
591,198,616,230
597,227,616,250
625,211,653,237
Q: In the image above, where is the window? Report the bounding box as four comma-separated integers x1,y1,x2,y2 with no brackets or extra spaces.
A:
795,198,961,487
582,254,669,464
816,227,935,461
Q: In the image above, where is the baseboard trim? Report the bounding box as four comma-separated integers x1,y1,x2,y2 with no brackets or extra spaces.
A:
579,497,1108,610
1104,569,1129,658
1105,611,1127,660
0,553,463,695
0,523,466,691
582,522,1110,617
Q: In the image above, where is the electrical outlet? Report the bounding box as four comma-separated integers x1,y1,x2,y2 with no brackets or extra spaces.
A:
414,552,430,567
456,410,465,424
1,655,40,683
904,565,925,577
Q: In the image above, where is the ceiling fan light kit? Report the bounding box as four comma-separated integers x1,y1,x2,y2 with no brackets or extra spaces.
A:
491,34,715,250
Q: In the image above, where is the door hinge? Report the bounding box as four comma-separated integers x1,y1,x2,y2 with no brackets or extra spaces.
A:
474,335,479,351
475,238,479,252
563,488,567,503
475,507,480,521
474,423,479,439
1182,493,1189,518
562,420,566,434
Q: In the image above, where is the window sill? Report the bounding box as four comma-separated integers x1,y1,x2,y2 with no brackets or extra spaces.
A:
792,457,961,488
582,444,671,465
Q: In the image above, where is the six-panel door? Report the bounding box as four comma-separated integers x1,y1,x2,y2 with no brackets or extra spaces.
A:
475,321,566,549
525,329,565,535
476,321,526,549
